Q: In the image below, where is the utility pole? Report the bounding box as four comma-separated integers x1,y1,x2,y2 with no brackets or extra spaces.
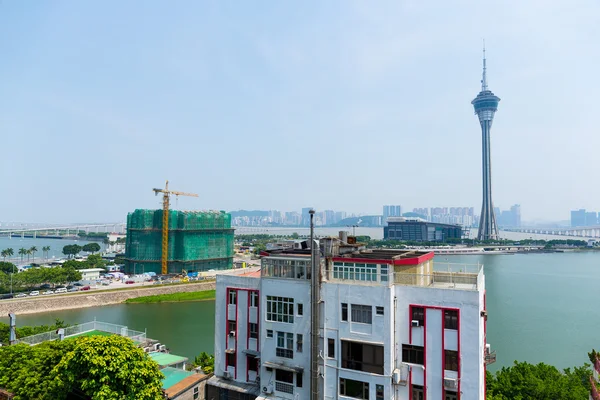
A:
310,210,320,400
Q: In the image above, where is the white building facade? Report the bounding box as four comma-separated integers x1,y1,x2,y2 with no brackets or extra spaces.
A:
208,245,490,400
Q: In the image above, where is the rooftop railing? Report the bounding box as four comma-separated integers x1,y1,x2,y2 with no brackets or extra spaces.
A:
324,262,483,291
14,320,146,346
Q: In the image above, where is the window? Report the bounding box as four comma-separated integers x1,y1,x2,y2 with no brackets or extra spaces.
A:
376,306,384,315
228,290,237,305
226,353,236,368
267,329,273,338
296,372,303,388
412,307,425,326
402,344,424,365
332,262,379,282
445,350,459,371
376,384,384,400
249,323,258,339
276,332,294,358
341,303,348,321
297,334,303,353
339,378,369,399
247,356,258,372
297,303,303,316
193,386,199,400
228,321,236,334
351,304,372,324
275,369,294,394
380,264,389,282
444,309,458,330
445,391,458,400
250,291,259,307
328,338,335,358
341,340,384,374
412,385,424,400
266,296,294,323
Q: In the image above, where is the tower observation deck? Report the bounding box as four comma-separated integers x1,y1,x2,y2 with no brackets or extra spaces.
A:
472,47,500,241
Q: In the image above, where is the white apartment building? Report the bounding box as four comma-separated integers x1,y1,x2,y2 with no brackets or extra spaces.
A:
207,238,491,400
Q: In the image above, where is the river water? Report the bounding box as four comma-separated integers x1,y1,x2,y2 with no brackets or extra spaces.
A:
2,251,599,372
0,237,106,264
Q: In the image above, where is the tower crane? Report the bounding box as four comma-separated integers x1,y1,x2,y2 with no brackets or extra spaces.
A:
153,181,198,275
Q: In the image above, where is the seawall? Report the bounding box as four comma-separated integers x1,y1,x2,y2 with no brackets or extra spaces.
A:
0,282,216,317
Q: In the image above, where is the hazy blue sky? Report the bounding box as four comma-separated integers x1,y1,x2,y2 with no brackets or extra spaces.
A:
1,1,599,223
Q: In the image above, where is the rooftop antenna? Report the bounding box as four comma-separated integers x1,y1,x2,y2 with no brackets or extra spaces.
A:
481,39,488,91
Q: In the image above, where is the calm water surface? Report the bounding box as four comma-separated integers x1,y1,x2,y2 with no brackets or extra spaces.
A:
3,252,599,371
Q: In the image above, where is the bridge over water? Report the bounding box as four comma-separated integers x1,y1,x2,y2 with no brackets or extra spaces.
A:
503,226,600,239
0,223,126,238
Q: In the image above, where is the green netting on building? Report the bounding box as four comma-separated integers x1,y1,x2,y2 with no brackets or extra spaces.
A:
124,209,234,275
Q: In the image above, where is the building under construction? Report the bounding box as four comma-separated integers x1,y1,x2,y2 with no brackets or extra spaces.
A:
124,209,234,275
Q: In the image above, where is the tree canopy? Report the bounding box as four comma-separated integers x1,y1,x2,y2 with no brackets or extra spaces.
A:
82,243,101,254
0,335,164,400
62,245,83,258
486,361,591,399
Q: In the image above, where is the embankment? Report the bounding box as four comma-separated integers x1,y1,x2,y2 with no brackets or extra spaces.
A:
0,282,216,317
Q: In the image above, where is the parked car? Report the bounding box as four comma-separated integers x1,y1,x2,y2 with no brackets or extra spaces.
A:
0,293,14,300
40,284,51,289
101,280,111,286
29,291,40,296
55,288,67,294
80,286,91,291
74,282,83,287
41,290,54,295
125,280,134,284
15,293,28,298
67,287,79,292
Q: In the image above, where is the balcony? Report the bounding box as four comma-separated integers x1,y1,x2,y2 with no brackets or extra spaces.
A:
485,346,497,365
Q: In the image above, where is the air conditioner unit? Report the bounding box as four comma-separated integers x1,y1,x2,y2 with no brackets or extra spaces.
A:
481,310,488,318
154,343,160,350
444,378,458,389
229,331,236,337
262,385,273,394
159,345,166,351
411,320,420,327
223,371,232,380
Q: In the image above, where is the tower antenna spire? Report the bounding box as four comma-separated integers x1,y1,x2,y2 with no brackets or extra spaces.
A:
481,40,488,91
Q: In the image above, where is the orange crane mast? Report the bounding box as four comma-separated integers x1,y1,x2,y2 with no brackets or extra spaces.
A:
152,181,198,275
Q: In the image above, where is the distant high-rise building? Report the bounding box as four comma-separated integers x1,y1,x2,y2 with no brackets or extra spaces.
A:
473,47,500,240
382,205,402,226
585,211,597,226
510,204,521,227
334,211,346,223
412,208,429,219
301,207,313,227
571,209,586,227
323,210,335,225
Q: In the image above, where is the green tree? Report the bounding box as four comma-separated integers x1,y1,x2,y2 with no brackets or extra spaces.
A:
192,351,214,373
30,246,38,263
82,242,101,254
18,247,27,263
0,261,16,274
3,248,14,262
291,232,300,239
52,335,165,400
42,246,51,260
1,249,6,262
486,361,591,399
85,254,106,269
62,244,83,258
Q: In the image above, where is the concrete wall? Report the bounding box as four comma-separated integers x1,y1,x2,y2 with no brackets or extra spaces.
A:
0,282,215,317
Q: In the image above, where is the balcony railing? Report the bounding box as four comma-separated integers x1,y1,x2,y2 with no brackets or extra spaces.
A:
275,381,294,394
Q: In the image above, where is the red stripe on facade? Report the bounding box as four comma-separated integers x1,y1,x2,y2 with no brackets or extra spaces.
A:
408,305,413,400
423,308,427,399
235,289,239,380
442,309,446,398
246,291,250,383
484,291,487,400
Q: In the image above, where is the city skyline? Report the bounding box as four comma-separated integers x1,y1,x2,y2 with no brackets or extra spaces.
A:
1,2,600,223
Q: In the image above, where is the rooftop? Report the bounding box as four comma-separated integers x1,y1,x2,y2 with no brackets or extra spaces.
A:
161,367,194,389
148,352,188,368
164,373,208,397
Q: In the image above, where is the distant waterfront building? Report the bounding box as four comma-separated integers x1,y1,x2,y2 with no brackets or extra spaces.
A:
384,217,463,242
383,205,402,226
586,211,598,226
301,208,313,227
497,204,521,228
208,237,489,399
571,209,587,227
473,47,501,240
412,208,430,219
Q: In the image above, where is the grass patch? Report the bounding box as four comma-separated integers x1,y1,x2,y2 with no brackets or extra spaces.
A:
125,290,216,304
